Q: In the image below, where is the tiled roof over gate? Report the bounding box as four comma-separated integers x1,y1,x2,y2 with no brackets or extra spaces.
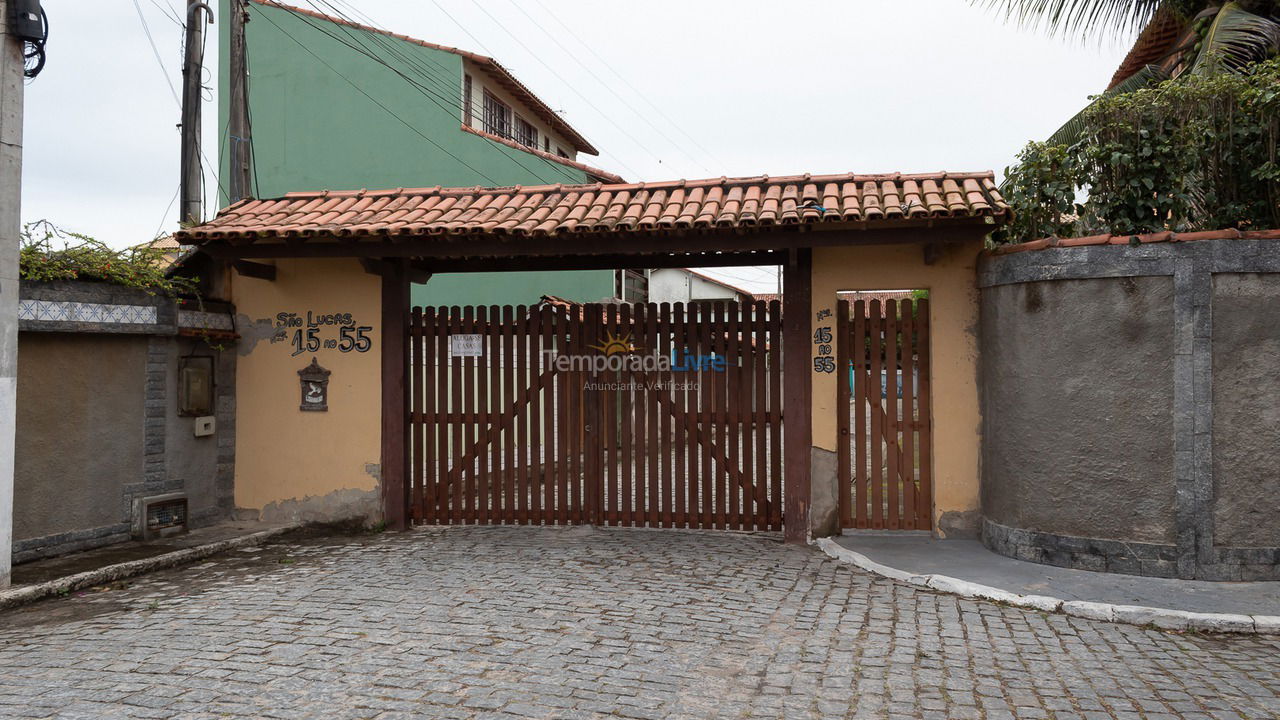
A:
175,171,1008,243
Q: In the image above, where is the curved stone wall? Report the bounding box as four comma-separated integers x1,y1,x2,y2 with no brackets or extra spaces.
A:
978,238,1280,581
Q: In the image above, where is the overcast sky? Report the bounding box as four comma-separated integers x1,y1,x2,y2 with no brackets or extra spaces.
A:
20,0,1132,291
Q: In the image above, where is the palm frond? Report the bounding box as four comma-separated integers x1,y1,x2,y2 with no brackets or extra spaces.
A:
1188,2,1280,74
973,0,1169,42
1045,64,1171,145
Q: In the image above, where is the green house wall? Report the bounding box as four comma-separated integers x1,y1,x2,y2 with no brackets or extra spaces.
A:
217,0,615,306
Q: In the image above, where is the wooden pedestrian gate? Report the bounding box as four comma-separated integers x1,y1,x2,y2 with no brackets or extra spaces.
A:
406,301,784,530
836,298,933,530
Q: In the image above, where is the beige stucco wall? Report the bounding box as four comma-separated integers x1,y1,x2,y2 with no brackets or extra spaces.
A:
231,258,383,522
810,239,983,536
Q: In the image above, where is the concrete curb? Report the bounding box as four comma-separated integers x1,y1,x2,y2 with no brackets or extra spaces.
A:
0,525,300,612
815,537,1279,635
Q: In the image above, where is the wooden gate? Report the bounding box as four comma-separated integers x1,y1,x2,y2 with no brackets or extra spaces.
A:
836,297,933,530
407,301,783,530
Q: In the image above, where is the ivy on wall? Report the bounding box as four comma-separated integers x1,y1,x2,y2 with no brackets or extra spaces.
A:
996,57,1280,243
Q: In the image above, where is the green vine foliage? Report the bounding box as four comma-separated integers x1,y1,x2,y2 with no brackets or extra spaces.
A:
998,57,1280,242
993,141,1081,243
18,220,198,296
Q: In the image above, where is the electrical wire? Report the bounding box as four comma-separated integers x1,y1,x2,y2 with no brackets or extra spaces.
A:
284,2,592,185
526,0,724,170
302,0,608,184
253,7,505,186
501,0,714,175
318,0,643,182
463,0,674,171
133,0,181,105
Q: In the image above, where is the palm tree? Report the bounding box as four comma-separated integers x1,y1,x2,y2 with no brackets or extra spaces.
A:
977,1,1280,142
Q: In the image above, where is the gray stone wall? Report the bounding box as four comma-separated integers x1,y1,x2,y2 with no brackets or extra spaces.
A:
978,238,1280,581
1211,274,1280,549
13,333,145,555
13,280,236,562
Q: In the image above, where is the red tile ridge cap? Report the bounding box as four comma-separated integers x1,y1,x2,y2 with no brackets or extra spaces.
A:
250,0,599,155
270,171,1001,202
460,125,623,183
988,227,1280,255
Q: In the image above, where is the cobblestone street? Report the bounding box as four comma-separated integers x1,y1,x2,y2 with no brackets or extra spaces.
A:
0,526,1277,720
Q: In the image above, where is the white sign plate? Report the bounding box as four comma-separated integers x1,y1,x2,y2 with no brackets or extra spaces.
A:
450,334,483,357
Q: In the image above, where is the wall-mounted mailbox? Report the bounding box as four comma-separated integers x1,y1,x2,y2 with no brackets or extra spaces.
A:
298,357,331,412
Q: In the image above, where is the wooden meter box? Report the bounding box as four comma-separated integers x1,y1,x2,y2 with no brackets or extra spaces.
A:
298,357,331,411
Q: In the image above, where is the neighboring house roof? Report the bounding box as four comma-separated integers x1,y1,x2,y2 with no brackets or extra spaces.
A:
1107,6,1191,89
460,125,622,183
680,268,756,301
253,0,600,156
838,290,916,304
176,171,1008,242
753,292,781,304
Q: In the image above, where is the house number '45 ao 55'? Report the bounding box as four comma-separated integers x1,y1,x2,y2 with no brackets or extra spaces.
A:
290,325,372,357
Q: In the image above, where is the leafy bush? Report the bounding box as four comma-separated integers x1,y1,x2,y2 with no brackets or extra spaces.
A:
997,57,1280,242
993,141,1081,243
18,220,197,296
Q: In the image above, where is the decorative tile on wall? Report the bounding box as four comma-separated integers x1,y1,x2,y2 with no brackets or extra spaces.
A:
18,299,158,325
177,310,234,331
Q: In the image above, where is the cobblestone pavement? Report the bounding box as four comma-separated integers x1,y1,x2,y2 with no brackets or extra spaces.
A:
1,526,1278,720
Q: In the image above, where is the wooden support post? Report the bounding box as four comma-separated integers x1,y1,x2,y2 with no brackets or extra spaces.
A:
782,248,813,544
381,259,410,530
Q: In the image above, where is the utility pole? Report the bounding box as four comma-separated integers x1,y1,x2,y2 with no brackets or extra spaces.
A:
0,0,25,589
227,0,252,203
180,2,213,225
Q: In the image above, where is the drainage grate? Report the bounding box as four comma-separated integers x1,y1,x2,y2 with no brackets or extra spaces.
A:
146,498,188,533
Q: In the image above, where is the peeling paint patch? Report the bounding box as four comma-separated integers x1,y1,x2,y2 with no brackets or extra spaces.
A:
235,314,286,356
258,487,381,526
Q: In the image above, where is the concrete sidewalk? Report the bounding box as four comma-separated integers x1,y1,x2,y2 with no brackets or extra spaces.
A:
2,520,298,610
826,533,1280,631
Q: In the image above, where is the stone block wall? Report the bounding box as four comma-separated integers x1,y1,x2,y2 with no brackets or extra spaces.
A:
978,238,1280,580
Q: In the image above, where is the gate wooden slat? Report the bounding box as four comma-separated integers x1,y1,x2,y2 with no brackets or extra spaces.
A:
900,300,916,530
740,301,756,530
446,307,460,524
917,299,932,530
885,300,900,530
657,303,673,527
632,304,646,527
602,304,616,525
726,302,740,530
466,306,481,523
409,307,422,523
488,305,503,524
767,300,783,531
853,300,867,528
752,300,768,531
616,303,631,527
584,304,601,525
475,306,489,524
700,303,715,529
531,305,546,525
421,307,436,524
868,300,883,529
512,305,527,525
435,307,449,524
644,303,659,527
836,300,851,529
672,303,687,527
544,306,558,524
555,307,569,525
501,302,517,520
